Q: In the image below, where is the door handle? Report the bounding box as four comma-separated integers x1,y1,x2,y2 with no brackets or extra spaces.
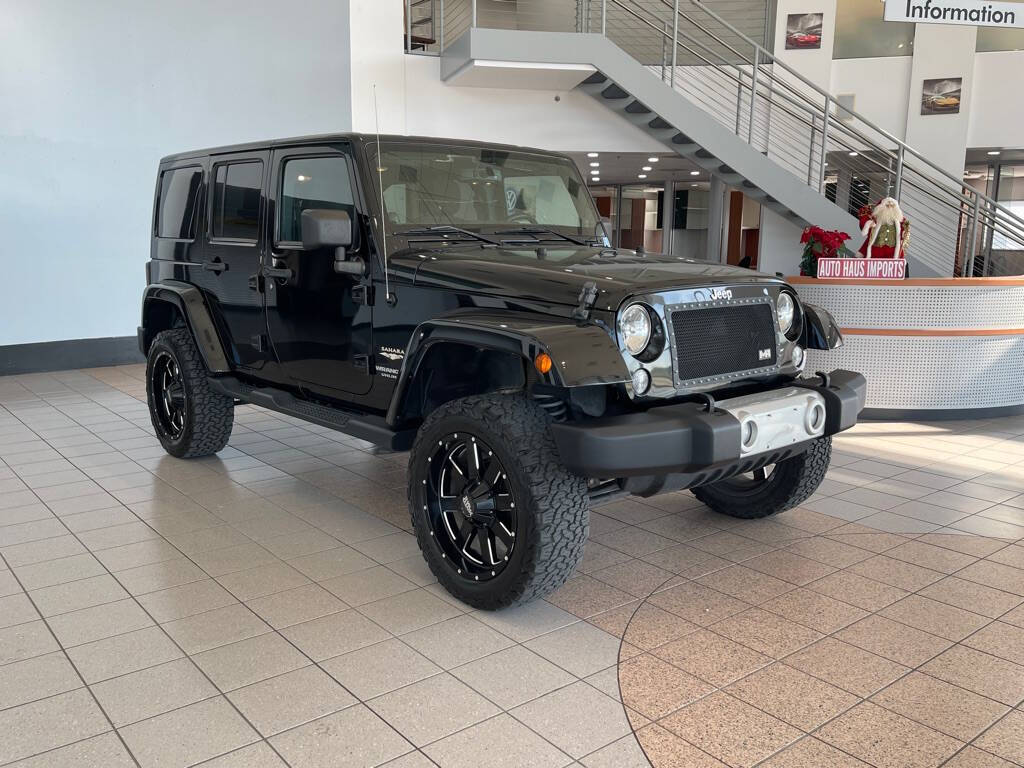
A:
203,261,228,273
263,267,293,280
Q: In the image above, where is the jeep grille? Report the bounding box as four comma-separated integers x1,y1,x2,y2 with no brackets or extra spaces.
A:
670,302,776,384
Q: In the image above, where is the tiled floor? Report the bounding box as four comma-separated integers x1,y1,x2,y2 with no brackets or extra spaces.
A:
1,366,1023,767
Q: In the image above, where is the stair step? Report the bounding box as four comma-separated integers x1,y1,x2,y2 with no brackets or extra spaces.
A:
582,72,608,86
649,117,673,130
625,100,650,114
600,84,630,100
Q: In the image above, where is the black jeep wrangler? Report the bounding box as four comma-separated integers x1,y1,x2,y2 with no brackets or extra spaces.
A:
140,133,865,609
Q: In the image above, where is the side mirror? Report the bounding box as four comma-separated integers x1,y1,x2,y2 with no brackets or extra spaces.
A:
301,209,353,250
301,209,361,275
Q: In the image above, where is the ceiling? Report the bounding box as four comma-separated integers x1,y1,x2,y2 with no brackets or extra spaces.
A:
567,151,708,186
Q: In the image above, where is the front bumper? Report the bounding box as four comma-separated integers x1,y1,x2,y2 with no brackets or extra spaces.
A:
550,369,866,478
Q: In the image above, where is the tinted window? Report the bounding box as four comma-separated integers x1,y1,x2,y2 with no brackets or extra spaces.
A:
156,167,202,239
211,161,263,240
278,156,355,243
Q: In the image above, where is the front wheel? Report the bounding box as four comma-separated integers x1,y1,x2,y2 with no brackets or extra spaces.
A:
692,436,832,519
408,394,589,610
146,328,234,458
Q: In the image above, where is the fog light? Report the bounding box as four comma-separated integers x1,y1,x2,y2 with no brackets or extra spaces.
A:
631,368,651,396
741,419,758,450
792,345,805,369
806,401,826,433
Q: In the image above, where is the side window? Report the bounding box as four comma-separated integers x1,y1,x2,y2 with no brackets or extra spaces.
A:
211,161,263,241
156,167,202,239
278,155,355,244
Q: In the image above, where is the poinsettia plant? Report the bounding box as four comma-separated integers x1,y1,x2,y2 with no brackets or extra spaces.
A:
800,226,854,277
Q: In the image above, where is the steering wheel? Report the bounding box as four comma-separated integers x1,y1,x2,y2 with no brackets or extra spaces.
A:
508,212,536,225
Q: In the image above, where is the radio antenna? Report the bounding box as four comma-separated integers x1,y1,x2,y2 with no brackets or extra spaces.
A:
373,85,392,305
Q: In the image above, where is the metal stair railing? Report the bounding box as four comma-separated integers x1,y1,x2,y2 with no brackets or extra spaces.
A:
405,0,1024,276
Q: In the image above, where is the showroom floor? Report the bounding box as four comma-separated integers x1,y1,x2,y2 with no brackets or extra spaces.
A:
1,366,1023,768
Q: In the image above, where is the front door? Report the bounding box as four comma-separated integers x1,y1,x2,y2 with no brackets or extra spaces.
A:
264,144,373,398
203,151,273,371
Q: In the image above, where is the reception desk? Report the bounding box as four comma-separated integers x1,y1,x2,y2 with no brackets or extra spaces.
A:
789,277,1024,419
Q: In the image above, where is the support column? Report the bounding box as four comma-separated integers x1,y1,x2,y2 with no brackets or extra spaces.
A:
662,180,675,256
707,176,727,263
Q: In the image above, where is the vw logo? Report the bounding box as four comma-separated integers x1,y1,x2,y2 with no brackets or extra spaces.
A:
505,188,518,212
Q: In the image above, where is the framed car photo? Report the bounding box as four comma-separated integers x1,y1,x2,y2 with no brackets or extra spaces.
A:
921,77,962,115
785,13,823,49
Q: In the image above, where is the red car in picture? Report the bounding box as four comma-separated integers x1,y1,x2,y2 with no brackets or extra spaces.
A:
787,31,821,48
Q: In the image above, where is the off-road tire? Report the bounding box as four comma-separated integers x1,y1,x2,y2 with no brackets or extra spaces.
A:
692,436,832,519
146,328,234,458
408,393,589,610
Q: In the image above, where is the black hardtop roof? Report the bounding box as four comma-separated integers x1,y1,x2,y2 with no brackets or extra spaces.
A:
159,133,571,165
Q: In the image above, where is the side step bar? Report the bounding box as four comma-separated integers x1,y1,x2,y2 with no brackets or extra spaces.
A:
209,376,415,451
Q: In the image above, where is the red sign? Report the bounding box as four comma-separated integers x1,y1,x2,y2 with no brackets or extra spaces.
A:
817,258,906,279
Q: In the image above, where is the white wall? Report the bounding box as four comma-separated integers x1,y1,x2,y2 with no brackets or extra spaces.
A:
0,0,352,346
968,50,1024,147
904,24,978,179
830,57,913,139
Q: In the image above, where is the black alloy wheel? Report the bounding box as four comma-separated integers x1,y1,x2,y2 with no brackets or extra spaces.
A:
150,351,187,440
425,433,517,582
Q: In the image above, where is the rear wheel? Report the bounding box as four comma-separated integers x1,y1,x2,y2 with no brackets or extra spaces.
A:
146,328,234,458
692,436,831,519
408,394,589,610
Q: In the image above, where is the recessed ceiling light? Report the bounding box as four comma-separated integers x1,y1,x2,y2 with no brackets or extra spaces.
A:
988,150,1001,155
638,174,647,179
691,183,698,187
849,151,859,157
590,170,599,175
642,166,652,171
587,152,599,158
689,170,700,176
592,178,600,182
589,162,600,167
648,157,659,162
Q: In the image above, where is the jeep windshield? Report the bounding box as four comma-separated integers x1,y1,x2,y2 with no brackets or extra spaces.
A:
367,142,603,247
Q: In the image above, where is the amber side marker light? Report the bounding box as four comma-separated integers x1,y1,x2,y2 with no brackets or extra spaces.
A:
534,353,553,374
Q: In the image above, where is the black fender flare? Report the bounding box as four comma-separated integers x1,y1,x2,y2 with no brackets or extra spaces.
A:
140,281,231,373
385,310,630,427
800,302,844,350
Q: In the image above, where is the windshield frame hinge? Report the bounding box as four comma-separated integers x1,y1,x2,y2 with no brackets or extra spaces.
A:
572,280,600,322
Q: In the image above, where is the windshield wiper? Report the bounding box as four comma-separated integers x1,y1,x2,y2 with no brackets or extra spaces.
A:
395,225,500,245
492,226,589,246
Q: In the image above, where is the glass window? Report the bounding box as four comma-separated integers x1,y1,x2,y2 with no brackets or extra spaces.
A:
211,161,263,240
278,156,354,244
156,167,202,239
834,0,915,58
369,143,600,241
977,26,1024,52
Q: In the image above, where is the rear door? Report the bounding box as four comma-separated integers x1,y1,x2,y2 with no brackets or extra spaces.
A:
203,151,273,371
264,143,374,397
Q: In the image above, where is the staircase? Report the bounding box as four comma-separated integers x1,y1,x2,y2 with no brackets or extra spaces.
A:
407,0,1024,276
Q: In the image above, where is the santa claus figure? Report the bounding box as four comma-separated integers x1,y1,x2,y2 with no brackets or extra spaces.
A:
858,197,910,259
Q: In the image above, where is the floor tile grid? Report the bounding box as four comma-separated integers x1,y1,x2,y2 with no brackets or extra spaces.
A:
2,370,1024,765
0,552,150,767
596,511,1024,767
0,371,638,766
0,383,432,766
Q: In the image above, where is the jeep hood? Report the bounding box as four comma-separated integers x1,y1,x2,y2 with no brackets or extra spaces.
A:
391,245,783,310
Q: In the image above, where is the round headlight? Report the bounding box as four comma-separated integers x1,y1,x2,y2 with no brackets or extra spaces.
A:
619,304,652,356
776,292,795,335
